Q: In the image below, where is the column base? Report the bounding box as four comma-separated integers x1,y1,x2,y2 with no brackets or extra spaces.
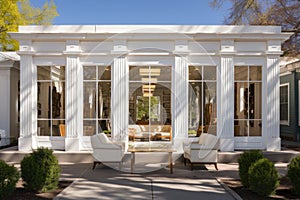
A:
220,138,234,152
65,138,80,151
266,137,281,151
18,136,37,151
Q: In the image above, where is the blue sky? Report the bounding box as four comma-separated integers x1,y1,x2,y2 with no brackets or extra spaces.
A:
31,0,230,25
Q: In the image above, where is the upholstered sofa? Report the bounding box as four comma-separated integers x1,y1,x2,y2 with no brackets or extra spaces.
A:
183,133,219,170
128,125,172,141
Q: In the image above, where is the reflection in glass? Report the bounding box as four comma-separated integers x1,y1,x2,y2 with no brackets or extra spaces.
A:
83,66,96,80
203,66,216,80
52,82,65,119
83,66,111,136
188,66,217,136
234,120,248,136
249,120,262,136
83,120,96,136
83,82,96,118
37,66,65,137
234,66,262,137
98,66,111,80
189,66,202,80
234,82,248,120
249,66,262,81
37,66,51,80
98,82,111,118
128,66,172,142
234,66,248,81
37,120,50,136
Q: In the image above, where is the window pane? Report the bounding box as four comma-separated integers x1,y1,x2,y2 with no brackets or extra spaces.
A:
129,66,144,81
51,66,65,81
98,82,111,118
83,120,96,136
52,82,65,119
189,66,202,80
234,66,248,81
249,83,262,119
249,120,262,136
234,120,248,136
234,82,248,119
38,82,51,119
37,66,51,80
249,66,262,81
83,82,96,118
98,66,111,80
159,83,172,125
280,86,288,122
52,120,60,136
98,120,111,133
83,66,96,80
188,82,203,136
204,82,217,133
37,120,50,136
157,66,171,82
203,66,216,80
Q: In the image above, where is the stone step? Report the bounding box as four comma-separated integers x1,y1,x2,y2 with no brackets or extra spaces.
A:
1,147,299,164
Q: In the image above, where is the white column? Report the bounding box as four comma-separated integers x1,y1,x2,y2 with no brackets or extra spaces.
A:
265,55,281,150
173,56,188,151
65,56,80,151
111,56,128,144
19,55,37,150
219,55,234,151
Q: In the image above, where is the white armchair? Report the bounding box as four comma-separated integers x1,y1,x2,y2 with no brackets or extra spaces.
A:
183,133,219,170
91,133,124,169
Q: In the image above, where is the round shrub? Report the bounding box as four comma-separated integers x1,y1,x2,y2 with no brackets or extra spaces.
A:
287,155,300,195
21,147,61,192
0,160,19,200
248,158,279,196
238,150,263,187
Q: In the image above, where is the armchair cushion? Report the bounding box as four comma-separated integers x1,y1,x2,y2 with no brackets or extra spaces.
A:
90,133,124,168
183,133,219,170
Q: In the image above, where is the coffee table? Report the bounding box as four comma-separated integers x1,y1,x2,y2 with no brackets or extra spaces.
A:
127,148,176,174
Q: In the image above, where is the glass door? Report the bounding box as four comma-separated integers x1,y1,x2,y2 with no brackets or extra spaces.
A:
129,66,172,146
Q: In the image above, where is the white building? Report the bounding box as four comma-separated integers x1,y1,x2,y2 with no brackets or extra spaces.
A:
0,52,20,147
10,25,291,152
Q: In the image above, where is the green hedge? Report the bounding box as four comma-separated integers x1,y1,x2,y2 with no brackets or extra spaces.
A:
287,155,300,195
238,150,263,187
0,160,19,200
21,147,61,192
248,158,279,196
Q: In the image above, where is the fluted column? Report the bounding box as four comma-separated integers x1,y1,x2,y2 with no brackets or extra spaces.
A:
65,56,80,151
219,55,234,151
111,56,128,143
265,56,281,150
19,55,37,150
173,56,188,151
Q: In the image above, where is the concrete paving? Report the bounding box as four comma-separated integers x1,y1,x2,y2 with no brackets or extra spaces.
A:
55,162,237,200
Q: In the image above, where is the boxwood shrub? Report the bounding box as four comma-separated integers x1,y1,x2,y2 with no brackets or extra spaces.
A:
238,150,263,187
21,147,60,192
287,155,300,195
0,160,19,200
248,158,279,196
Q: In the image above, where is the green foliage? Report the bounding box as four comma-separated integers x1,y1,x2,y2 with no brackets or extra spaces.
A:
0,0,58,51
0,160,19,200
248,158,279,196
210,0,300,55
238,150,263,187
287,155,300,195
21,147,60,192
188,130,197,135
